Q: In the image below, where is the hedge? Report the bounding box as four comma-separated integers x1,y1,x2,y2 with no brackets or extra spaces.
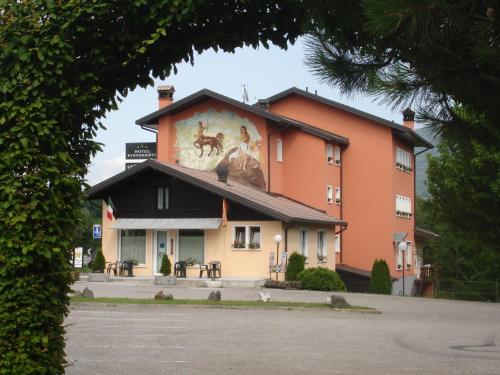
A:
298,267,346,292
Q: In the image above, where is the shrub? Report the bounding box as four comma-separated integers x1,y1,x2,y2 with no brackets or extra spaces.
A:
91,250,106,273
298,267,346,291
286,252,306,281
160,254,172,276
369,259,392,294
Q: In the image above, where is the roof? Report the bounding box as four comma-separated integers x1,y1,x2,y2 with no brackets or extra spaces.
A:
336,264,398,281
415,227,439,240
87,159,347,227
135,89,349,145
262,87,433,148
111,218,221,230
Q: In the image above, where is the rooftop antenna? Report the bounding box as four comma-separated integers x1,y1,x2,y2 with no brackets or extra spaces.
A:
241,83,249,104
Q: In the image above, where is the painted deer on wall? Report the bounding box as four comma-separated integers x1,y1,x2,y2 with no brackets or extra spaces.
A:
193,121,224,157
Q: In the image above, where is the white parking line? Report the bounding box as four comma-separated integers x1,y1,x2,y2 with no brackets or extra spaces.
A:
72,333,183,337
68,317,184,321
72,359,187,364
68,325,184,329
70,310,185,316
87,345,185,349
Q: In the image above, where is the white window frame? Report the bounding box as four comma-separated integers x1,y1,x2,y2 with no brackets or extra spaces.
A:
335,187,341,205
118,229,147,266
396,146,412,173
299,229,308,259
396,242,403,270
276,138,283,162
396,195,412,218
327,185,333,204
406,242,412,269
334,146,341,166
317,231,327,262
156,186,169,210
334,234,341,253
326,144,333,164
232,225,261,250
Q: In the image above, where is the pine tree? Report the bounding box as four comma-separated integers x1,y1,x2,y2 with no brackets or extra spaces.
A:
160,254,172,276
369,260,392,295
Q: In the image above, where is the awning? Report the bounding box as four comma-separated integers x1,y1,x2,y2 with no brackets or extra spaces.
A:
111,218,222,230
393,232,408,242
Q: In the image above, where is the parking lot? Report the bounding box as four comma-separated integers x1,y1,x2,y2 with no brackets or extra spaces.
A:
65,285,500,374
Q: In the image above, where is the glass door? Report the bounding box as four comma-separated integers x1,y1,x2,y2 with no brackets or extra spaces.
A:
155,231,168,274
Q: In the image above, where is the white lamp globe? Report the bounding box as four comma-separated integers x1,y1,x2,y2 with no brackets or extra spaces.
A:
398,241,408,253
273,234,283,244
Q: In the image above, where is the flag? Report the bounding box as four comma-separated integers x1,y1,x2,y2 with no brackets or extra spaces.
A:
222,198,228,227
107,198,115,220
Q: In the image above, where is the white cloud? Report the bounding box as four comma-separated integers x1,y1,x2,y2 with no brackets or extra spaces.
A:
86,155,126,186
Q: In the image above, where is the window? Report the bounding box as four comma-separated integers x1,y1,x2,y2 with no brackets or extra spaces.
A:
120,229,146,264
335,187,341,205
233,225,261,249
156,186,169,210
299,229,308,258
334,146,341,166
334,234,341,253
396,147,412,172
406,242,412,269
178,230,204,265
326,144,333,163
317,231,326,261
396,195,412,218
327,186,333,204
276,139,283,162
396,243,403,270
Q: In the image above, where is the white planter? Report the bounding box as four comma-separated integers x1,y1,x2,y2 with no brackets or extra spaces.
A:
154,275,176,285
87,273,110,282
204,280,223,288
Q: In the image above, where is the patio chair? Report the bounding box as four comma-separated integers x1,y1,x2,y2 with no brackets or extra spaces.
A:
174,261,187,278
208,261,221,279
199,264,209,278
105,261,118,276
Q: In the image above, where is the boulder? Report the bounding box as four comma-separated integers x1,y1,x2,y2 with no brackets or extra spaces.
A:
82,287,94,298
258,291,272,302
207,290,221,301
154,290,173,300
330,294,350,308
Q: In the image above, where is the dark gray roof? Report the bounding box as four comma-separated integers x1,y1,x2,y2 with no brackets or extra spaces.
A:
87,159,347,227
135,89,349,145
263,87,433,148
415,227,439,240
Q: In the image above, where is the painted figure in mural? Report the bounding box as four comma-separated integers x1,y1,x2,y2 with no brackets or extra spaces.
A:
228,125,261,171
193,121,224,158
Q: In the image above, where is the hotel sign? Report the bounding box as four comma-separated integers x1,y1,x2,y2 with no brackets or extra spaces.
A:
125,142,157,159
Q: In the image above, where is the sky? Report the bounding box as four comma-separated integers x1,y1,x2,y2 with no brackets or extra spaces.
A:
87,37,404,185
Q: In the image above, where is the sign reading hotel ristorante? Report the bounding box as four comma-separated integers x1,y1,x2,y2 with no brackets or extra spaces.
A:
125,142,157,159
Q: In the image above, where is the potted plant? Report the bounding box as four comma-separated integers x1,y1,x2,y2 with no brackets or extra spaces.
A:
248,241,260,249
233,240,245,249
154,254,176,285
88,249,111,282
317,254,327,262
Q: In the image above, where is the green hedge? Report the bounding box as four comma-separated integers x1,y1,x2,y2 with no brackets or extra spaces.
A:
369,259,392,294
160,254,172,276
286,252,306,281
298,267,346,291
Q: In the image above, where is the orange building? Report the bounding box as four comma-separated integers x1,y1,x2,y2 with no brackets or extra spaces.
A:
88,86,432,293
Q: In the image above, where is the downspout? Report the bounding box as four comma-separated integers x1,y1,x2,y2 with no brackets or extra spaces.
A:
336,145,345,264
141,125,158,146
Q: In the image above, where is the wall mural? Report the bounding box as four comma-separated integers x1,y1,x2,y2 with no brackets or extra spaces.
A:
175,109,266,188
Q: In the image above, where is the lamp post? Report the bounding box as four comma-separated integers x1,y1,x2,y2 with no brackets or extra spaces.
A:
273,234,282,281
398,241,408,296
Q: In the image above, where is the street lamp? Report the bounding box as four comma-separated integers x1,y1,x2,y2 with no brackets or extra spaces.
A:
398,241,408,296
273,234,282,281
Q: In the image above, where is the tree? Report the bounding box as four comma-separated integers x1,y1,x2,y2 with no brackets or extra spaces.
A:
91,250,106,274
0,2,309,372
160,254,172,276
369,260,392,295
286,252,306,281
304,1,500,145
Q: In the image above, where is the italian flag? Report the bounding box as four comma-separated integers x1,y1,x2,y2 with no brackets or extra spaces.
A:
107,198,115,221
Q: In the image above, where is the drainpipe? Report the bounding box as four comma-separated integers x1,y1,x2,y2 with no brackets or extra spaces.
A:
141,125,158,146
284,222,296,271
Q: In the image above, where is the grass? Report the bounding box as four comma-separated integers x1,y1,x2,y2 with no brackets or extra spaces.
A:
70,296,377,312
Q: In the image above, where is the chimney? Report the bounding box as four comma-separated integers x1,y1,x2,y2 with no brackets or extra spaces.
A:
215,163,229,184
256,99,270,111
158,85,175,109
402,108,415,129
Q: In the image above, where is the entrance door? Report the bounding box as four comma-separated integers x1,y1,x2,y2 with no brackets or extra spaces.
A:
178,230,204,265
154,230,168,274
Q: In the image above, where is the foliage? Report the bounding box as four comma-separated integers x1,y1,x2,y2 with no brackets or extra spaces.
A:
369,260,392,295
73,200,101,253
91,250,106,273
286,252,306,281
160,255,172,276
298,267,346,292
419,135,500,282
305,1,500,146
0,2,308,371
